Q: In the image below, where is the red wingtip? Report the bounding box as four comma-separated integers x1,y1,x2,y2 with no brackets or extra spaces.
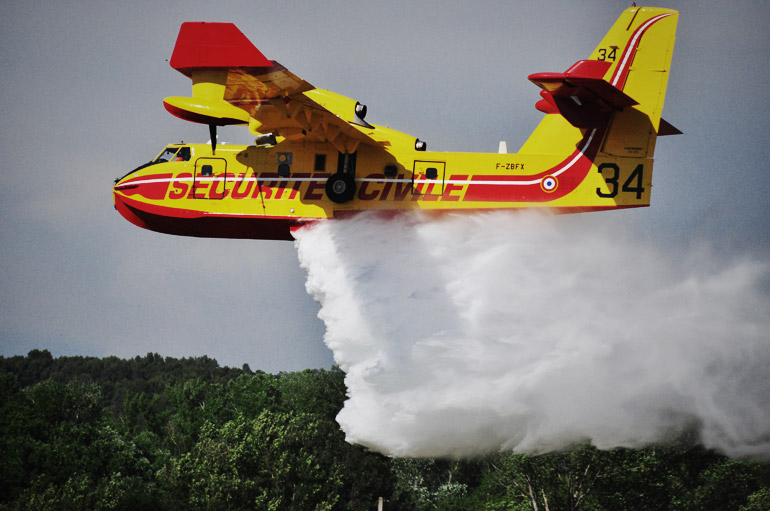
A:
169,22,272,75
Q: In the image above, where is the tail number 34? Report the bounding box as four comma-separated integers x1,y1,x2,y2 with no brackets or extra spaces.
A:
596,163,645,199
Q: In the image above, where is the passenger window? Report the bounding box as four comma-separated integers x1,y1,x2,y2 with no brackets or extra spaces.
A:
201,165,213,177
314,154,326,171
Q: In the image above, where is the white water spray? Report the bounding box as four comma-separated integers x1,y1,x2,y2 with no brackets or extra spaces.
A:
294,211,770,459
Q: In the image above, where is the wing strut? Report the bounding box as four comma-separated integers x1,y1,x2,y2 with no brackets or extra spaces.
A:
209,124,217,154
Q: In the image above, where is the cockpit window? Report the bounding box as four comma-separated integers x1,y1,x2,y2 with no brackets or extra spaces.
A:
154,147,179,163
115,146,189,184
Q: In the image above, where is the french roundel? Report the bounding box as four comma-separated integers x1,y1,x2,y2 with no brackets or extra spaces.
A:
541,175,558,192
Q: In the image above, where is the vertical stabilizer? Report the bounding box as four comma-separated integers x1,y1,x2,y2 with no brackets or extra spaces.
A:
519,7,678,158
595,7,678,157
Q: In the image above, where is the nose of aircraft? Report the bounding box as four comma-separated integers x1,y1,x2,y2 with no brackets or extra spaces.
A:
114,160,156,187
112,162,172,231
113,176,136,193
113,179,150,231
113,165,174,201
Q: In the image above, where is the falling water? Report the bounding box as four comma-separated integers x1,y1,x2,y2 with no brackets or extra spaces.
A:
295,211,770,459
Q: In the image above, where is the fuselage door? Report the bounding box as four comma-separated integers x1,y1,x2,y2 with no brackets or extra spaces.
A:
194,157,227,199
412,161,445,197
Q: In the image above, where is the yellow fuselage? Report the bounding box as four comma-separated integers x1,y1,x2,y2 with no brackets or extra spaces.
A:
113,126,652,240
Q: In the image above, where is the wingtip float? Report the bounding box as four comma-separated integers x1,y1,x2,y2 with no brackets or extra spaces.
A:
114,7,680,241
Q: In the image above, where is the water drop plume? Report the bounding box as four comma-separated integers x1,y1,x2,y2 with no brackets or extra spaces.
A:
294,211,770,459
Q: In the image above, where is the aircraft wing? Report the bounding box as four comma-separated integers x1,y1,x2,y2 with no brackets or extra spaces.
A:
163,22,375,153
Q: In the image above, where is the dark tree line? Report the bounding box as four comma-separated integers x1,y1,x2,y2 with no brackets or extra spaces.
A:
1,350,769,510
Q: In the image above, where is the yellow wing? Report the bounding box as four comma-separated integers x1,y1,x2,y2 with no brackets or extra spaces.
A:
163,22,376,154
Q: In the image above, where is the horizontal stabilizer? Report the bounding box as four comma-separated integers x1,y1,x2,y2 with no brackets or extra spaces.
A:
658,118,682,136
529,60,638,129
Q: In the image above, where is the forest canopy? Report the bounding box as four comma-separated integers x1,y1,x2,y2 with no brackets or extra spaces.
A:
1,350,768,510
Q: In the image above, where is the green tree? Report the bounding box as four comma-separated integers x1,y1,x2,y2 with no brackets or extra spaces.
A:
164,378,209,454
278,368,346,420
389,458,486,511
485,447,607,511
228,373,280,419
0,378,165,510
164,411,345,510
741,487,770,511
680,457,765,511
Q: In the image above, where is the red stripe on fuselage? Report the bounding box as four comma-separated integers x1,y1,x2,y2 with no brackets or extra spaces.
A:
464,129,601,202
115,173,173,200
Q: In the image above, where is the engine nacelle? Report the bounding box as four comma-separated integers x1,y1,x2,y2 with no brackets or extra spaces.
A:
304,89,372,128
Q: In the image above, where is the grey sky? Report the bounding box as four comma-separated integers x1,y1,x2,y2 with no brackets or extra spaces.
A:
1,1,768,372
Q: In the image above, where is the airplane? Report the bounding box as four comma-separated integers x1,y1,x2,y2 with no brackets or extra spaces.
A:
114,5,679,241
